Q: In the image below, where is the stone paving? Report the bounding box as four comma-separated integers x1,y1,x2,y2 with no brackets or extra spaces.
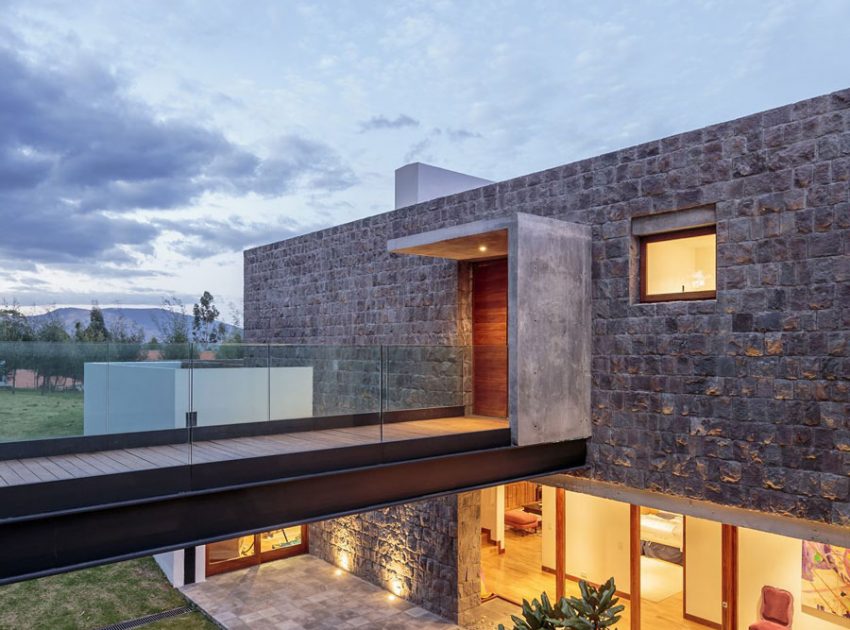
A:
182,555,463,630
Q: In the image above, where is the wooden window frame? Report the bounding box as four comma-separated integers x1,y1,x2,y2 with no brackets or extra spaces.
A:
205,525,309,577
639,225,717,303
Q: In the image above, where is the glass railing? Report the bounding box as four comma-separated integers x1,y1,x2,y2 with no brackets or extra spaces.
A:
0,342,505,483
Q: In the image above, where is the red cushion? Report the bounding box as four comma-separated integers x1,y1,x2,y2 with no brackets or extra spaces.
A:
761,586,793,625
505,509,538,526
749,621,788,630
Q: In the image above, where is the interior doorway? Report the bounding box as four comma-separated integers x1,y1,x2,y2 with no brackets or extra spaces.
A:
634,507,722,629
480,482,548,605
205,525,309,577
637,508,687,625
471,258,508,418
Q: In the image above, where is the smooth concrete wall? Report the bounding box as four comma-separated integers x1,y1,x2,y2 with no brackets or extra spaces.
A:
84,363,313,434
155,547,206,587
563,491,631,594
737,528,842,630
509,214,592,445
684,516,722,625
154,550,184,588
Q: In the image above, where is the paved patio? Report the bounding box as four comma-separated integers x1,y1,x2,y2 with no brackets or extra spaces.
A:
182,554,463,630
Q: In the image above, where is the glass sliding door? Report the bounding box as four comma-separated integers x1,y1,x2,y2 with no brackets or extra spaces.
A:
259,526,307,561
205,525,308,577
206,535,258,576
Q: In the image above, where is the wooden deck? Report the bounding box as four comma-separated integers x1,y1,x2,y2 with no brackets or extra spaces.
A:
0,416,508,488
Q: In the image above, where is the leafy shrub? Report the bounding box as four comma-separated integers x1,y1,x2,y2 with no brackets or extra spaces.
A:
498,578,624,630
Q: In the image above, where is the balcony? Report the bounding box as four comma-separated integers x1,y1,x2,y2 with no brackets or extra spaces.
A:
0,341,585,583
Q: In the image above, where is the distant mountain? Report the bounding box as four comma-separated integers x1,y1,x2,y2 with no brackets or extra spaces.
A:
29,307,240,342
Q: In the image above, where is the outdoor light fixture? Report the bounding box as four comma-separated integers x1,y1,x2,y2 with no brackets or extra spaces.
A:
478,245,488,252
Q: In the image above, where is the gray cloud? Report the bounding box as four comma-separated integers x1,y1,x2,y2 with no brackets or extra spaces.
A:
359,114,420,132
0,44,357,264
446,128,482,142
157,215,327,259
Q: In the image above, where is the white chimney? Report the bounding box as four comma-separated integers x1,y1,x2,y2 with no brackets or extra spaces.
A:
394,162,493,209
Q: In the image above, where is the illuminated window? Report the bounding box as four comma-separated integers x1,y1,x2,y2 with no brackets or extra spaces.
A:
640,226,716,302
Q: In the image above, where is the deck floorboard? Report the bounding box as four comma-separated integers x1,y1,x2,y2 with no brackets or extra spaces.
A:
0,416,508,487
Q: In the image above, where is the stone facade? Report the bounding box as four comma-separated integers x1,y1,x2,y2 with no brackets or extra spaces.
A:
246,88,850,527
308,492,481,624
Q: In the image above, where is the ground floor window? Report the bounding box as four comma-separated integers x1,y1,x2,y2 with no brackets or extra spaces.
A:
206,525,308,576
477,485,849,630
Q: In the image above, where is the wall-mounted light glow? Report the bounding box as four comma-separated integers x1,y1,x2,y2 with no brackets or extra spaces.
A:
387,593,397,601
478,245,488,252
335,568,343,576
338,552,350,571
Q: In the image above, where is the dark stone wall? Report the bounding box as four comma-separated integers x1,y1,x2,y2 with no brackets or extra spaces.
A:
246,88,850,525
308,492,480,623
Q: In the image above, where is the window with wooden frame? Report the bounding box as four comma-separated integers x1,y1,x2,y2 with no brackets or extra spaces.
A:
640,226,717,302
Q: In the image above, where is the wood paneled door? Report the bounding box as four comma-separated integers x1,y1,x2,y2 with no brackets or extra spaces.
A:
472,258,508,418
205,525,308,577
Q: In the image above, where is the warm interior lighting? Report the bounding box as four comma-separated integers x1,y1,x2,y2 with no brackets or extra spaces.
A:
643,229,716,300
478,244,488,252
335,568,343,576
387,593,397,601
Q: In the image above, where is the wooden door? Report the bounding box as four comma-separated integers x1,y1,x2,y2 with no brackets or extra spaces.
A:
472,259,508,417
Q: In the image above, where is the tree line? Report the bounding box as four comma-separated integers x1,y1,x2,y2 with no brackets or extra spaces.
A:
0,292,241,393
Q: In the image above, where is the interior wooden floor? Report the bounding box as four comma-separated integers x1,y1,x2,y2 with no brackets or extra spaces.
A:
480,529,711,630
0,416,508,487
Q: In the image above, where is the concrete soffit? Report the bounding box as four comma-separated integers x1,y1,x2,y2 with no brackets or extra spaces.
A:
537,474,850,549
386,216,513,261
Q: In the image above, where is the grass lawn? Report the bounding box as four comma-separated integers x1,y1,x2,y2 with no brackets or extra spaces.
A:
0,388,84,441
0,557,219,630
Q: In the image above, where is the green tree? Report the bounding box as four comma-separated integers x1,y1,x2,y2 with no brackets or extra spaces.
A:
192,291,221,347
74,305,110,342
0,302,34,392
0,301,34,342
32,313,72,393
212,308,243,360
155,298,195,360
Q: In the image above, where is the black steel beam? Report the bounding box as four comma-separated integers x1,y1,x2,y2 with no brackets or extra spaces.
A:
0,439,585,585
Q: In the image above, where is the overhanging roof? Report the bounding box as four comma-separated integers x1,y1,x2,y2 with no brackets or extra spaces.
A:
387,217,511,261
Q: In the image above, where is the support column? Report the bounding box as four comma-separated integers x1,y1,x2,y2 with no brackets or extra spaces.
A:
629,504,641,630
721,524,738,630
457,491,482,627
555,488,565,600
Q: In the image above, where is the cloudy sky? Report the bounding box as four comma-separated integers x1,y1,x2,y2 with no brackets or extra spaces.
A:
1,0,849,322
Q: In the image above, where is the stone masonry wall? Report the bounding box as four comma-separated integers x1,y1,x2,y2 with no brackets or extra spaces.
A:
246,88,850,525
308,492,481,624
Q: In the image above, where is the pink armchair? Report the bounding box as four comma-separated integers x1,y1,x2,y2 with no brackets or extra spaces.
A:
749,586,793,630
